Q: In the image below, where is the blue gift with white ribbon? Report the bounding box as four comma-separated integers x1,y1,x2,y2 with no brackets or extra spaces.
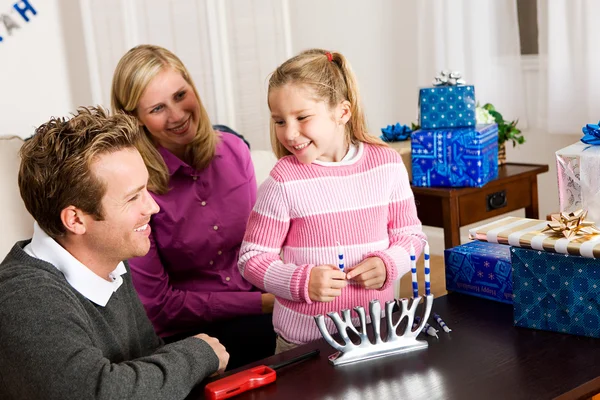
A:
512,246,600,338
411,123,498,188
418,72,476,130
445,241,513,304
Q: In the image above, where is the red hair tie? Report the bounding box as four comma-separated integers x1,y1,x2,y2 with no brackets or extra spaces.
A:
325,52,333,62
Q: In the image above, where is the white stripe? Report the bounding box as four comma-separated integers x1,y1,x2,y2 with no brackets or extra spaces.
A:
579,235,600,258
484,218,534,243
240,241,281,254
252,209,291,223
284,163,397,187
507,221,549,246
284,240,390,269
530,234,548,250
553,238,571,255
468,216,514,239
284,240,389,253
283,169,406,218
263,261,293,300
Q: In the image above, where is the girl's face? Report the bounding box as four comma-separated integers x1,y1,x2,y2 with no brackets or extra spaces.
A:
136,67,199,159
269,84,351,164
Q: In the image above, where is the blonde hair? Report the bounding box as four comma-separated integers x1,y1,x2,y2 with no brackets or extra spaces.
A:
19,107,141,238
267,49,385,159
111,44,218,194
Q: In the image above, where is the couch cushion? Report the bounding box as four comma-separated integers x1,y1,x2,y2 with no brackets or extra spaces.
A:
0,136,33,258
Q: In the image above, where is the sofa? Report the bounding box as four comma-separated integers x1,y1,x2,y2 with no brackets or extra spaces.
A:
0,135,278,259
0,136,34,258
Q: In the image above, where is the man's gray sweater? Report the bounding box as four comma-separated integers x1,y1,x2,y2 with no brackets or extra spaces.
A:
0,241,219,400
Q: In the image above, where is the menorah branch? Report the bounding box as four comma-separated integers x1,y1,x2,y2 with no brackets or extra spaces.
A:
314,294,435,366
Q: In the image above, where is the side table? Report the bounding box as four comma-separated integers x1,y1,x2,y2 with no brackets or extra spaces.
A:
411,163,549,249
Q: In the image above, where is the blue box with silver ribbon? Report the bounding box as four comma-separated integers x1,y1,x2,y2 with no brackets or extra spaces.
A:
511,246,600,338
418,84,476,130
445,241,513,304
411,123,499,187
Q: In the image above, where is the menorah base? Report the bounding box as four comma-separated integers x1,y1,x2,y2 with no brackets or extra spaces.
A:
328,338,428,366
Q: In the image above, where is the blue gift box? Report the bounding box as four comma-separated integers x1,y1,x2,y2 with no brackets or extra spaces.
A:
418,85,476,129
511,247,600,338
445,241,513,304
411,123,498,187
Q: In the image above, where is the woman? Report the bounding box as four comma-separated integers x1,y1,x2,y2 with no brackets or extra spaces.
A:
111,44,275,369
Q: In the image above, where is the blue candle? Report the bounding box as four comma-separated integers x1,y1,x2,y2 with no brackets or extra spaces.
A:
410,244,418,298
412,315,421,330
433,313,452,333
423,321,439,338
424,242,431,296
336,242,345,272
414,316,439,338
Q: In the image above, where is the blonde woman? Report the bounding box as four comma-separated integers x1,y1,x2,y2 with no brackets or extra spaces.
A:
111,45,275,369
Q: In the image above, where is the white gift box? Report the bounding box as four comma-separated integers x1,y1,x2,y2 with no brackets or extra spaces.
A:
555,141,600,223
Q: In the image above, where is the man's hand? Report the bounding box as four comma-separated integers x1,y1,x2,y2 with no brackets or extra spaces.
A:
346,257,387,290
308,265,348,302
194,333,229,373
261,293,275,314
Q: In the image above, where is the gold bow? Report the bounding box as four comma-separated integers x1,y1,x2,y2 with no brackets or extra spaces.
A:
542,209,600,239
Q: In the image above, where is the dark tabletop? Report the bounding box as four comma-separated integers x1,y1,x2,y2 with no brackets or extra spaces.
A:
190,293,600,400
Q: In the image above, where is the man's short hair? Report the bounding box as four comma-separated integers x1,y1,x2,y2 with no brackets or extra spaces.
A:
19,106,141,238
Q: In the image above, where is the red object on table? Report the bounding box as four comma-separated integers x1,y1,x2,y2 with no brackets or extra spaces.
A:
204,349,319,400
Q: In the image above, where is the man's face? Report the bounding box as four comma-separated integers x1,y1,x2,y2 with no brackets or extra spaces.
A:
84,148,159,265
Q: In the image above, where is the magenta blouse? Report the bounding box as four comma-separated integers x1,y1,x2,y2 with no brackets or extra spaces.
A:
128,132,262,337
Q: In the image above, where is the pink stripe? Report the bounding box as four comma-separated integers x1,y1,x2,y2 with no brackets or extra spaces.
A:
287,206,389,246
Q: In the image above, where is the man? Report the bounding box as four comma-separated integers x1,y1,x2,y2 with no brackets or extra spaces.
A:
0,107,229,399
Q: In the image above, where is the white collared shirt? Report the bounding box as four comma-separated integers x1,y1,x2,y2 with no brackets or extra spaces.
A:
24,222,127,307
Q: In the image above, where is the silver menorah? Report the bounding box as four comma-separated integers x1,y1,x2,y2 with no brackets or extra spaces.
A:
314,294,434,366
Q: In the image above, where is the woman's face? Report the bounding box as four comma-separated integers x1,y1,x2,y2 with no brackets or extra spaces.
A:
136,67,200,158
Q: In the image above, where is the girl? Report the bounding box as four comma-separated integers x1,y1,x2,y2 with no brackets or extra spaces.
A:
238,49,427,353
111,45,275,369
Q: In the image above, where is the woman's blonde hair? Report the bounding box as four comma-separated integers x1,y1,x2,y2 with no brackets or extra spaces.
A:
111,44,218,194
267,49,385,159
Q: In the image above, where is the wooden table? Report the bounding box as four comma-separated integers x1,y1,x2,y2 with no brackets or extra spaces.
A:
191,293,600,400
412,163,549,249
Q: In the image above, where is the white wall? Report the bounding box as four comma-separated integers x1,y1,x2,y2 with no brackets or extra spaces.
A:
289,0,419,140
0,0,79,139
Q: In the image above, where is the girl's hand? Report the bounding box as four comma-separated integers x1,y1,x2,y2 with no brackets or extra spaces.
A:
308,265,348,302
346,257,387,290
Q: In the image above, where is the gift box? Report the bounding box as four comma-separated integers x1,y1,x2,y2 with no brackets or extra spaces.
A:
469,216,600,259
418,85,476,130
445,241,513,304
511,246,600,338
387,141,412,181
411,123,498,187
556,142,600,223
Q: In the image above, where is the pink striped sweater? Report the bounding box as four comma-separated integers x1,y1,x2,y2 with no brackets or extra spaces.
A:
238,142,426,344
